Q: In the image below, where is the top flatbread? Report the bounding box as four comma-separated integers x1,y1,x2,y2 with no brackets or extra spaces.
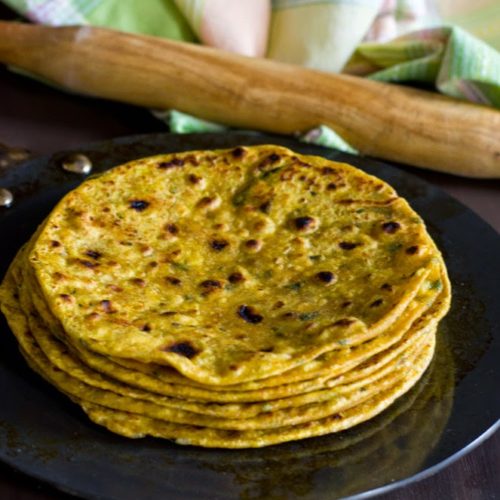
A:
27,146,447,384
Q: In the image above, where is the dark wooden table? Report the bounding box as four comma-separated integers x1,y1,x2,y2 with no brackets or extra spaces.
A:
0,7,499,500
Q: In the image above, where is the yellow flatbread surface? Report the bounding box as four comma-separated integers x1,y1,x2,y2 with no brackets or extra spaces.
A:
29,146,446,384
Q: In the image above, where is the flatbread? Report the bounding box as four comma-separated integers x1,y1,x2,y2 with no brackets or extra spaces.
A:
4,264,436,421
27,146,446,384
16,252,447,403
78,337,434,447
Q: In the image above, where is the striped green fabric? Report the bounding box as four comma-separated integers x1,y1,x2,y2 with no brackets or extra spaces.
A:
2,0,197,41
444,2,500,51
272,0,377,9
154,110,227,134
357,27,500,107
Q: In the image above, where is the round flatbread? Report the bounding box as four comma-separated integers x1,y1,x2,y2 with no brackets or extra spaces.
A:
28,146,446,384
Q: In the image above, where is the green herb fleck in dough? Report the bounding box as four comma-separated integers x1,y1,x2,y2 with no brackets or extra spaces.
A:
429,279,442,291
260,166,283,179
298,311,320,321
387,242,403,253
284,282,302,291
171,262,190,272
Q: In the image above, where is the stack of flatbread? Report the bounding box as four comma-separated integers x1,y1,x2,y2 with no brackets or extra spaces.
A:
0,145,451,448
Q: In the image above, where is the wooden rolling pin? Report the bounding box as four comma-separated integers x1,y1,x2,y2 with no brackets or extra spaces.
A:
0,21,499,178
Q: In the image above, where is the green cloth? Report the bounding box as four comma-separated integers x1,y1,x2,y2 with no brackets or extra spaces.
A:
2,0,197,41
444,1,500,51
358,27,500,107
88,0,196,41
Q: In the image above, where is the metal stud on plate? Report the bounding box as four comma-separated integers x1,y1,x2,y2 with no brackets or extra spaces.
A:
0,188,13,208
0,144,31,169
61,153,93,175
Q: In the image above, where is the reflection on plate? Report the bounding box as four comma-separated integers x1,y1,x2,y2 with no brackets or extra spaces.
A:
179,335,455,499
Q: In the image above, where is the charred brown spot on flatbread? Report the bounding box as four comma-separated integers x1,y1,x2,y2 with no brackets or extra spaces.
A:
164,342,198,358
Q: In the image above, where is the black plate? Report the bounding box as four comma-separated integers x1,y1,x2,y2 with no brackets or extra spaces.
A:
0,132,499,500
